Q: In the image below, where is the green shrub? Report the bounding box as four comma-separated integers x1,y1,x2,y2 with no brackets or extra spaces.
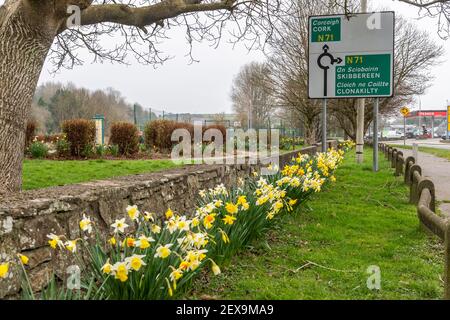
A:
109,122,139,155
56,139,70,157
29,141,48,159
96,145,107,157
139,143,147,153
62,119,96,157
144,120,177,151
108,144,119,157
81,144,94,158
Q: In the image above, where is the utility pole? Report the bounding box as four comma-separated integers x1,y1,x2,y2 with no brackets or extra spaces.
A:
355,0,367,164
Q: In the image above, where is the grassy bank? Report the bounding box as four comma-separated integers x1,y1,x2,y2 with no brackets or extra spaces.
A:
23,159,180,190
189,149,443,299
389,144,450,161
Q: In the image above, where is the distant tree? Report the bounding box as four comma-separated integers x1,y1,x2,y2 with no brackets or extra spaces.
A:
32,82,134,134
231,62,276,129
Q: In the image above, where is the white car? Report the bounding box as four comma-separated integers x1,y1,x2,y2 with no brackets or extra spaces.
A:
384,130,404,139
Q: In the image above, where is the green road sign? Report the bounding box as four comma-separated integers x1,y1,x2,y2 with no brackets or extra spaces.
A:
335,54,391,97
308,12,395,99
311,17,341,42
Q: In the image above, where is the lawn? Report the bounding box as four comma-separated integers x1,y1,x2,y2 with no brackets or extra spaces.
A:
389,144,450,161
189,149,444,299
22,159,180,190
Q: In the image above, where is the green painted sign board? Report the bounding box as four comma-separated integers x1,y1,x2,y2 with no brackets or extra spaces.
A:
311,17,341,43
335,54,391,97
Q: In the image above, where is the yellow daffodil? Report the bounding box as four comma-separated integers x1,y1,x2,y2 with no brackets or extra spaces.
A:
109,236,117,246
137,235,154,249
211,261,221,275
203,214,216,229
191,217,200,228
79,214,93,233
222,215,236,225
237,195,247,206
144,211,155,222
155,244,173,259
165,208,174,220
18,254,29,265
0,262,9,278
126,237,135,248
214,200,223,208
166,278,173,297
289,199,298,206
179,261,190,271
225,202,238,215
126,255,146,271
151,224,161,234
220,230,230,244
177,217,191,231
65,240,78,253
101,260,113,274
274,201,284,211
114,262,129,282
47,234,63,249
126,205,140,221
111,218,128,233
170,268,183,282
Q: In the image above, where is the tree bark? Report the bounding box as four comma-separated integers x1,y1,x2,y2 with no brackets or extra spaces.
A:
0,3,54,193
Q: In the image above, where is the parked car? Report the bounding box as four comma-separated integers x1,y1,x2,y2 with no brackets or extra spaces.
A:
384,130,404,139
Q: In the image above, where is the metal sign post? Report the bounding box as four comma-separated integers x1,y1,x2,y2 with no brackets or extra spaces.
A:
404,116,406,146
447,105,450,141
322,99,327,153
373,98,379,172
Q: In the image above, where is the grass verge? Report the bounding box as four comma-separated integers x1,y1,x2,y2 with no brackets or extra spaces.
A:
389,144,450,161
189,148,444,299
23,159,180,190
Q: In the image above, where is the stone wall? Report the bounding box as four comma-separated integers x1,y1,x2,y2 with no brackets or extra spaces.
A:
0,141,336,298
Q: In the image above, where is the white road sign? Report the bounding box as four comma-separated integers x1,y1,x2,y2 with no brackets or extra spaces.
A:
308,12,395,99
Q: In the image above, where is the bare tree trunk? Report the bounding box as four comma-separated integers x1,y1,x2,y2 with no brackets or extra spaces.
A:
0,5,54,193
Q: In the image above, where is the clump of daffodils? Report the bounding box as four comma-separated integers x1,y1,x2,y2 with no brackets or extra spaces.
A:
3,147,350,300
40,205,221,300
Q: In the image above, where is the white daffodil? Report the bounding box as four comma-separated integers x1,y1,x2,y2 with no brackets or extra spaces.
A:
111,218,129,233
126,205,140,221
155,244,173,259
79,214,93,233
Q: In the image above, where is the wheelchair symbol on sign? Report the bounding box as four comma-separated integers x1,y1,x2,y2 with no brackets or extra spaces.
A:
317,44,342,97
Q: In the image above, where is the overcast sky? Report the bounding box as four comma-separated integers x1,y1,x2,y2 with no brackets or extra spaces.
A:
36,0,450,114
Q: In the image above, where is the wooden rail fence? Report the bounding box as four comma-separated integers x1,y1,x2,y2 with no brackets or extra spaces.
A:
379,143,449,299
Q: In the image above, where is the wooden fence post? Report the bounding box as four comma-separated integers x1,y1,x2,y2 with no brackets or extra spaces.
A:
409,165,422,204
404,156,415,185
445,227,450,300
